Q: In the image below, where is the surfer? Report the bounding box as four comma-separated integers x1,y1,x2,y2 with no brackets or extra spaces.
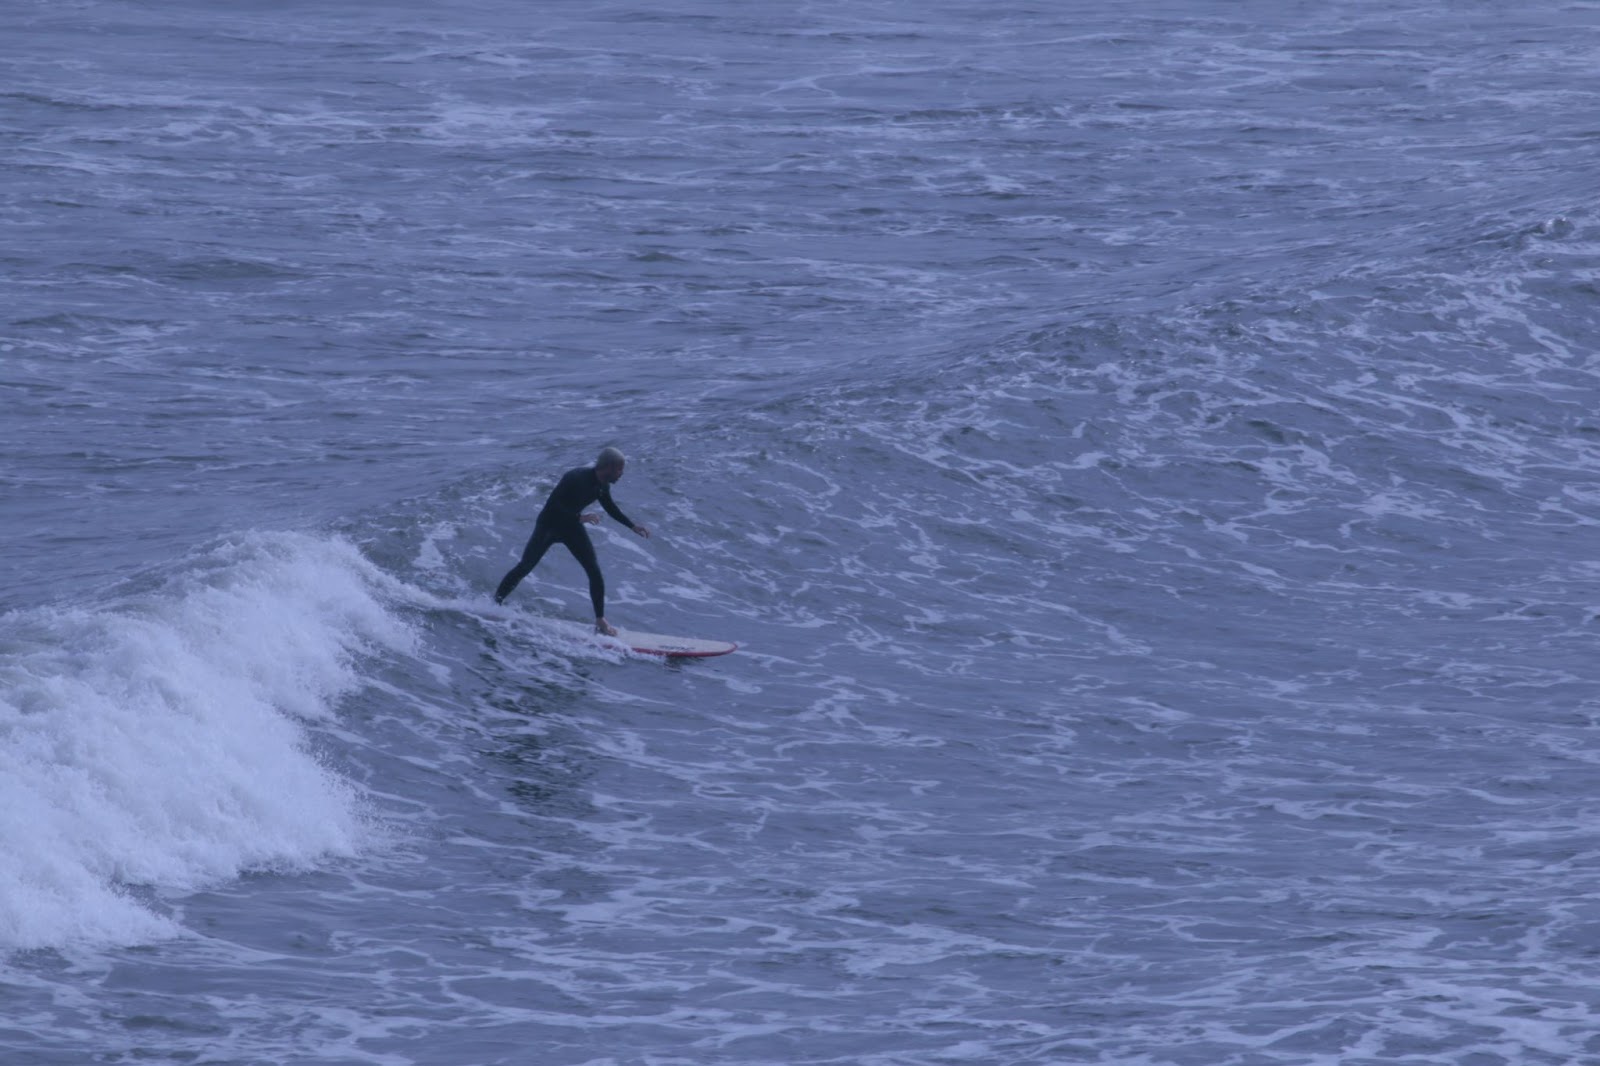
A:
493,447,651,636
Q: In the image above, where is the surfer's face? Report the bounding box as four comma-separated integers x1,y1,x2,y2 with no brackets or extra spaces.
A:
601,461,625,484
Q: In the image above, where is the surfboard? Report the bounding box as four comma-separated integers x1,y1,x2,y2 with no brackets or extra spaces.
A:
605,629,738,659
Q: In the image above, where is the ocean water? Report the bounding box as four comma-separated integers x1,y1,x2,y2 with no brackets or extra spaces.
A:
5,1,1600,1062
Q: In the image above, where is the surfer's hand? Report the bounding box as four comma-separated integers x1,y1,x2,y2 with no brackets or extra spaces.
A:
581,512,601,525
633,524,651,539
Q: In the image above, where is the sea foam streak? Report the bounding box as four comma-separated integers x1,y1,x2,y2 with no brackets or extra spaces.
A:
0,532,414,950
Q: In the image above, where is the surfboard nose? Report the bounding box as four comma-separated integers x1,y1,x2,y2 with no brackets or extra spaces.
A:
606,630,738,659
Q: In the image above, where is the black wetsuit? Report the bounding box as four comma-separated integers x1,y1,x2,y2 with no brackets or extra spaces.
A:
493,465,639,615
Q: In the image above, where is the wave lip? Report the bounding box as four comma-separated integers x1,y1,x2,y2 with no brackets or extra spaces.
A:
0,532,414,951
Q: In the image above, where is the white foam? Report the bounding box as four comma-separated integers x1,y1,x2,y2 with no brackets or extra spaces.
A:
0,532,415,950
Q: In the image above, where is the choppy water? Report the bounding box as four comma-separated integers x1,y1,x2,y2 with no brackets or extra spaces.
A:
6,1,1600,1063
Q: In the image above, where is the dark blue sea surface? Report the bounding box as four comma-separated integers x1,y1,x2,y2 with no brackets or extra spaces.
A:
5,1,1600,1063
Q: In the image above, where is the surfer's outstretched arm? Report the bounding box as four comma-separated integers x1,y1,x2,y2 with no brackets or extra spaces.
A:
594,447,651,538
582,510,649,537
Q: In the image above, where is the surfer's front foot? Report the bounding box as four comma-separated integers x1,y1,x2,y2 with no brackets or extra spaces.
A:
595,618,618,637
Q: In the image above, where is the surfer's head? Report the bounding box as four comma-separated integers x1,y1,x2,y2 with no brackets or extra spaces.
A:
596,446,626,484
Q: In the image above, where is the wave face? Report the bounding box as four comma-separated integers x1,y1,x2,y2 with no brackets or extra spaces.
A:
6,0,1600,1063
0,534,413,949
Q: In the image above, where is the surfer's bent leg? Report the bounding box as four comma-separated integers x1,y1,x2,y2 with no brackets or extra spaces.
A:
562,526,607,619
495,522,558,604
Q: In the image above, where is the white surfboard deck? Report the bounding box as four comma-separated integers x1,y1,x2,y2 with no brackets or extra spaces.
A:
604,629,738,659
